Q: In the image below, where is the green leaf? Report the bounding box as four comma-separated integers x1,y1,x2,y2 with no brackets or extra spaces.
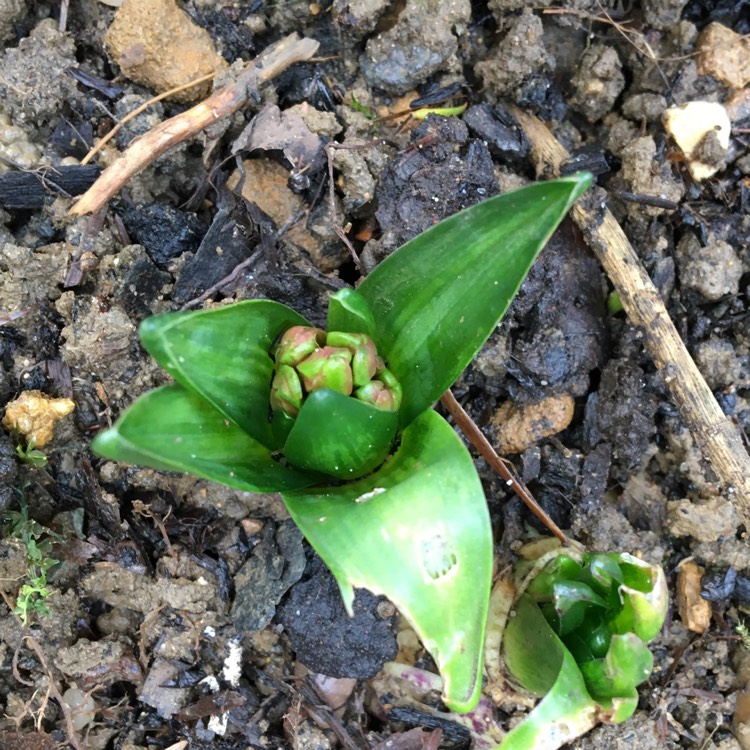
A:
139,300,309,449
615,556,668,643
503,595,564,697
500,595,599,750
326,288,376,338
357,174,593,426
552,580,607,635
579,633,653,703
525,555,583,601
282,389,398,479
92,384,320,492
282,410,492,713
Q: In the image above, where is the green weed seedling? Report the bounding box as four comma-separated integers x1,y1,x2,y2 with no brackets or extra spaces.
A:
15,437,49,469
2,498,61,625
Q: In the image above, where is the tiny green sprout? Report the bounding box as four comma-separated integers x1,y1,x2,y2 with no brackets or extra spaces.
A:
2,498,61,625
497,546,668,750
737,621,750,651
92,174,594,712
607,290,624,314
15,436,49,468
349,93,377,120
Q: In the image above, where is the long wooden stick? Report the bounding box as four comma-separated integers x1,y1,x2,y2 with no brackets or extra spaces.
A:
69,34,319,217
511,106,750,519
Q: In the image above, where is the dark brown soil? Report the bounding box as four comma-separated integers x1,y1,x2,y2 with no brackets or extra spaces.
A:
0,1,749,749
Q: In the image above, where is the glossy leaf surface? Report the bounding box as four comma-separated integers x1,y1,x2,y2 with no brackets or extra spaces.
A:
357,173,593,426
326,288,376,338
282,409,492,713
500,596,598,750
140,301,308,449
92,384,319,492
282,389,398,479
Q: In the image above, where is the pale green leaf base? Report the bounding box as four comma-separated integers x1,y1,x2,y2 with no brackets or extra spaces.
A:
282,410,492,712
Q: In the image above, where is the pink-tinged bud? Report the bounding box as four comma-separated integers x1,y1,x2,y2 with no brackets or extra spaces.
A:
377,366,403,410
326,331,378,386
296,346,353,396
275,326,326,367
355,380,395,410
270,365,303,417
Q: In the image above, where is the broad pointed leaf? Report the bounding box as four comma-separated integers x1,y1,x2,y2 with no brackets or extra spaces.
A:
357,173,593,426
283,389,398,479
139,300,308,449
282,410,492,713
92,384,320,492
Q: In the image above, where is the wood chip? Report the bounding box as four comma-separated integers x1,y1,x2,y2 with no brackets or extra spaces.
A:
676,559,711,634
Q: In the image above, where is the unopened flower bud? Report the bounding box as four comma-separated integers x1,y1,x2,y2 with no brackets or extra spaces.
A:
356,380,396,410
270,325,402,417
270,364,303,417
275,326,326,367
296,346,353,395
326,331,378,386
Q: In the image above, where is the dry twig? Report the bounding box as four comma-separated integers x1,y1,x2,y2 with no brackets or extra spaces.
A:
440,389,576,547
70,34,319,216
510,106,750,519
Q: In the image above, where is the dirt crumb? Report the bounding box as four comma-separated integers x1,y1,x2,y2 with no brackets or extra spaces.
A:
642,0,688,29
332,0,389,40
620,136,684,217
105,0,227,103
360,0,469,94
0,0,26,43
676,233,743,301
491,394,574,455
667,497,740,543
0,242,68,313
698,22,750,90
0,19,81,129
570,45,625,122
693,337,746,390
475,10,553,101
676,559,711,634
622,93,667,124
81,563,214,614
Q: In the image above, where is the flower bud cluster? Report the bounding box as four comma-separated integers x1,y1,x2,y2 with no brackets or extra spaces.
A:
270,326,403,417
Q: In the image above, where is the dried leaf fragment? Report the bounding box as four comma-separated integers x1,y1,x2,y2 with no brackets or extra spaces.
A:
676,559,711,634
2,389,75,447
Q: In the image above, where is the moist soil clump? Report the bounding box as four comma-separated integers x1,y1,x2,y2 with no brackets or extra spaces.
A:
0,2,749,749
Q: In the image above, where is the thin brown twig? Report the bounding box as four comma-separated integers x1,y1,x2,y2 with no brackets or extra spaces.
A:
70,34,320,216
13,636,86,750
80,72,217,166
440,389,574,546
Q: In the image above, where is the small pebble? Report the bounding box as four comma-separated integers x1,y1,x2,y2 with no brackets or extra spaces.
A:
491,393,574,455
698,22,750,90
663,101,730,181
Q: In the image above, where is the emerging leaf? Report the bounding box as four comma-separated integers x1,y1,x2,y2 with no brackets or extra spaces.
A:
356,173,593,426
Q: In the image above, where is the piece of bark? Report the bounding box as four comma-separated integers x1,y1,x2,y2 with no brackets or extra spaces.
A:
70,34,319,216
0,165,101,208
